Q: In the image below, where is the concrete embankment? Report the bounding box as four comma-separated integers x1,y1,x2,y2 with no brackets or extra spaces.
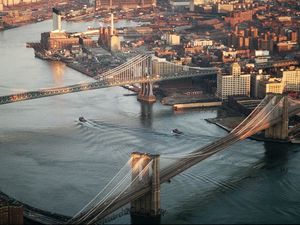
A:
67,62,95,78
173,101,222,110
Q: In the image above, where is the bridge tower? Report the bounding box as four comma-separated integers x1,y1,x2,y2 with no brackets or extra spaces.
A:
137,83,156,103
130,152,161,221
137,56,156,103
264,94,289,140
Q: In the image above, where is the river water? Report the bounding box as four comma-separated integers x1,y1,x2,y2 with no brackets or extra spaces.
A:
0,20,299,224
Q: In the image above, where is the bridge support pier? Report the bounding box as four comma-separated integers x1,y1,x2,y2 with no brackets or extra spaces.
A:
130,152,161,222
265,95,289,140
137,83,156,103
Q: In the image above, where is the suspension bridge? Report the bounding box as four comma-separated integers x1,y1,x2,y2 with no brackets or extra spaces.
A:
0,54,300,224
63,94,300,224
0,54,218,105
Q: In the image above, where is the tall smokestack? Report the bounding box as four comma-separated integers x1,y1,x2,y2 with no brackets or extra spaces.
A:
52,8,62,32
110,12,114,36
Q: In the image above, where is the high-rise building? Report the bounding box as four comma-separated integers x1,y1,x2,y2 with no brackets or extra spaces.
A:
254,68,300,97
165,33,180,45
265,79,282,94
217,62,250,100
230,62,241,76
251,73,270,98
282,68,300,92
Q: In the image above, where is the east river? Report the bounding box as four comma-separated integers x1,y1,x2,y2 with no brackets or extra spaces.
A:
0,20,300,224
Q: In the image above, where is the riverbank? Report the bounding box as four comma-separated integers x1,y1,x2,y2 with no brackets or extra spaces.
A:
0,191,69,224
67,61,96,78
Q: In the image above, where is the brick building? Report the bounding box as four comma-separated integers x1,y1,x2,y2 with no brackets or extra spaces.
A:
41,32,94,51
225,10,253,27
0,200,23,225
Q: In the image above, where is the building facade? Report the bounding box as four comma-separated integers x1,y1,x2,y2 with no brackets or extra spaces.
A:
217,63,251,100
165,33,180,45
191,39,213,47
41,32,93,50
253,68,300,98
282,68,300,92
251,73,270,98
0,205,23,225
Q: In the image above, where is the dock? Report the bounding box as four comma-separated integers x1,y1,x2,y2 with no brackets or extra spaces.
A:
173,101,222,110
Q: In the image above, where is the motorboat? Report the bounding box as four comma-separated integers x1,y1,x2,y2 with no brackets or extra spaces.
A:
172,128,183,135
79,116,87,122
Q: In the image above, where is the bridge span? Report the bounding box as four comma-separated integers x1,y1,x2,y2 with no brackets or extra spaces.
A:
0,54,218,105
67,95,300,224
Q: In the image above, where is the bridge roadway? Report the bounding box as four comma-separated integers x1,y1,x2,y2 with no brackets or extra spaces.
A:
256,59,298,69
0,70,217,105
73,96,300,224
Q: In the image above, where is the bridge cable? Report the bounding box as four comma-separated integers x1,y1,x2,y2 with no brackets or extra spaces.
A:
232,96,277,137
68,158,133,223
74,170,133,224
230,95,272,134
160,96,282,160
235,96,282,138
94,55,149,80
86,160,153,225
239,97,284,140
73,158,147,224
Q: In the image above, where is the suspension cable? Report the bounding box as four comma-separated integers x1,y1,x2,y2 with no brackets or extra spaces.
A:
68,158,133,223
74,158,146,224
74,170,133,224
86,160,153,225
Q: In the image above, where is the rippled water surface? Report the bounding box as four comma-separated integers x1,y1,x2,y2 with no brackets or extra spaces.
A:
0,20,300,224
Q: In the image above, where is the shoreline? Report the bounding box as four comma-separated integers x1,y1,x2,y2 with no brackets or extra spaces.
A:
67,61,96,78
0,190,69,224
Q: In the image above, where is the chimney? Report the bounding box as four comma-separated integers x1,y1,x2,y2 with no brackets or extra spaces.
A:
110,12,114,36
52,8,62,32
